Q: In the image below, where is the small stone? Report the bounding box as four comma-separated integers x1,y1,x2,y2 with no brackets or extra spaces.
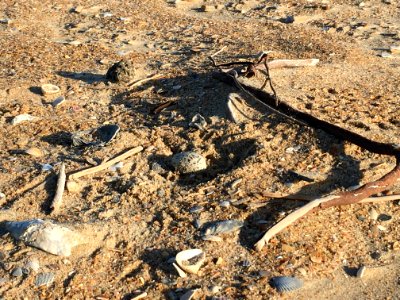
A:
52,96,65,107
11,267,23,277
25,258,40,272
215,257,224,265
219,201,230,208
189,205,203,213
41,164,53,171
368,208,378,220
209,285,222,294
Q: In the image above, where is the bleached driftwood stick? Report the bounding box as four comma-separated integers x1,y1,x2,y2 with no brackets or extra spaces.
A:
128,73,164,87
265,193,400,203
51,162,66,213
266,59,319,69
69,146,143,180
254,195,339,251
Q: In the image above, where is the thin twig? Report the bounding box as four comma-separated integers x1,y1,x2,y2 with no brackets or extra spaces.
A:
128,73,164,87
265,193,400,203
50,163,66,213
210,46,227,58
69,146,143,180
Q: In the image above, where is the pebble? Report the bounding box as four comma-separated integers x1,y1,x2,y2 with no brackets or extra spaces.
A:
209,285,222,294
41,164,53,171
11,267,23,277
171,151,207,174
219,200,230,208
189,205,203,213
368,208,378,220
52,96,65,107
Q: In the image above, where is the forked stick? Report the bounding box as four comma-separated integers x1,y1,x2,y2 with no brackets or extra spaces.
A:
69,146,143,180
255,159,400,251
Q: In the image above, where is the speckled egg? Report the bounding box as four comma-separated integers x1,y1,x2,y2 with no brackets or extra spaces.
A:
171,151,207,174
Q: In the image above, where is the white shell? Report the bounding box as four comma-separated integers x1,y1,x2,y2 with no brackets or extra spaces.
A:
175,249,205,275
41,84,60,96
171,152,207,174
25,258,40,272
5,219,83,256
35,272,55,287
11,114,38,125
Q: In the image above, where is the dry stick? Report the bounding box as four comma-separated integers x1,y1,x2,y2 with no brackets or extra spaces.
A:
264,193,400,204
50,163,66,213
213,59,400,251
128,73,164,87
255,160,400,251
265,59,320,69
69,146,143,180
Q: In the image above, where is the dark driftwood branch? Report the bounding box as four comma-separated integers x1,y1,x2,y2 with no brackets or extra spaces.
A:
212,53,400,251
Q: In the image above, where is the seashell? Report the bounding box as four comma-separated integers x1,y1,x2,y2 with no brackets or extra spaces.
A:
356,266,366,278
189,114,207,131
368,208,378,221
175,249,205,275
171,151,207,174
270,276,303,292
173,262,187,278
41,84,60,96
25,147,44,157
203,220,244,236
71,124,120,147
25,258,40,272
35,272,55,287
106,60,135,83
11,114,38,125
5,219,83,256
11,267,23,277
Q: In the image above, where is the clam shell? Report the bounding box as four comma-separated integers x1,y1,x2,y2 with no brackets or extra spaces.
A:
35,272,55,287
176,249,205,275
270,276,303,292
25,147,44,157
41,84,60,96
5,219,82,256
171,151,207,174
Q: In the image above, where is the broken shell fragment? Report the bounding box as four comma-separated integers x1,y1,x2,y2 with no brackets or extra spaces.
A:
203,220,244,236
270,276,303,292
25,147,44,157
171,151,207,174
71,124,120,147
175,249,205,275
5,219,83,256
41,84,60,96
35,272,55,287
11,114,38,125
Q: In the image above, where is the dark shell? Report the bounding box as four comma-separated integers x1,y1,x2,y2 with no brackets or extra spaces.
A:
270,276,303,292
71,124,120,147
203,220,244,236
106,60,134,83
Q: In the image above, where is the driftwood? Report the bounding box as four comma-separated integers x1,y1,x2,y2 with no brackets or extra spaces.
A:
211,52,400,251
69,146,143,180
50,162,66,213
